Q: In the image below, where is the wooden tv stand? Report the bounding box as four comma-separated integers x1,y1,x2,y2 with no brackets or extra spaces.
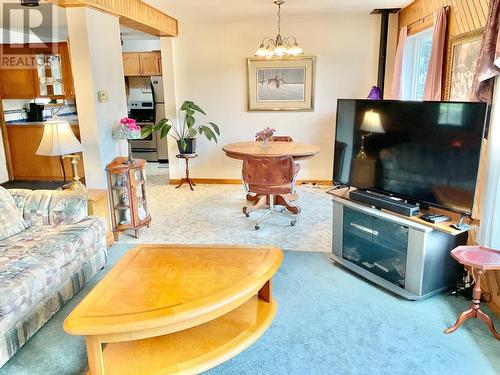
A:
327,188,473,300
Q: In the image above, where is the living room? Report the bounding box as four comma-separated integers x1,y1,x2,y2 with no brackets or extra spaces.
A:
0,0,499,374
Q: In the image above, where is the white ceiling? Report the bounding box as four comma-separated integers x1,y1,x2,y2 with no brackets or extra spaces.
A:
145,0,408,22
1,0,409,41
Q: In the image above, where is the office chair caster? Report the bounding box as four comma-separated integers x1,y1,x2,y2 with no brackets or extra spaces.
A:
243,207,250,217
291,220,296,226
255,225,260,230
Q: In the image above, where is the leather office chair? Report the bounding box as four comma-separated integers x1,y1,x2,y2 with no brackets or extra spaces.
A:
242,155,300,230
249,135,296,200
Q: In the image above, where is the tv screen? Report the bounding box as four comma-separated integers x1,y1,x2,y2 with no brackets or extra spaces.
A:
333,99,488,215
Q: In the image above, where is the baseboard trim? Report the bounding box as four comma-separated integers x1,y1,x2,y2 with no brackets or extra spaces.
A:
169,178,332,186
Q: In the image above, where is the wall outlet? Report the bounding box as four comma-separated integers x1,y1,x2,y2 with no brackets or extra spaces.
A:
97,90,109,103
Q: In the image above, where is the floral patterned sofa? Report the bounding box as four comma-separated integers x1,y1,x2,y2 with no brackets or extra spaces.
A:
0,187,108,368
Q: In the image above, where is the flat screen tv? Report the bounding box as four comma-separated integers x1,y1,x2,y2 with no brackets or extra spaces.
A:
333,99,488,215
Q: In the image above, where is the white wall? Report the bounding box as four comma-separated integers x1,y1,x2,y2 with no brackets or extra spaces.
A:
479,76,500,247
122,39,160,52
66,8,128,188
169,13,379,180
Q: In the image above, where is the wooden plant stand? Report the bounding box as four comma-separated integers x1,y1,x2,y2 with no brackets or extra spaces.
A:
175,154,197,191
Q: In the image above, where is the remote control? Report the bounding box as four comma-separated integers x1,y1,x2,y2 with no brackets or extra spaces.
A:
429,215,451,223
421,213,443,222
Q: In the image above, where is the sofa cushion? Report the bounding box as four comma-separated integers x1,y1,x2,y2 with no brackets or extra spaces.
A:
0,216,106,317
0,187,27,241
48,190,88,225
6,189,31,218
22,190,53,226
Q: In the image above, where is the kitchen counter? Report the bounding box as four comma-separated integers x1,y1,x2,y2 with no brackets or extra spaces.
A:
6,117,79,126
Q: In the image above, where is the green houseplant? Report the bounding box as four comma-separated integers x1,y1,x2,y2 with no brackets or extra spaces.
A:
141,100,220,154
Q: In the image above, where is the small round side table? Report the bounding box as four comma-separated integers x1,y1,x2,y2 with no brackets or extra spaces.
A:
176,154,198,191
444,245,500,340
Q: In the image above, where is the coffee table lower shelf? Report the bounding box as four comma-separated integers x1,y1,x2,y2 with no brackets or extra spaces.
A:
93,295,276,375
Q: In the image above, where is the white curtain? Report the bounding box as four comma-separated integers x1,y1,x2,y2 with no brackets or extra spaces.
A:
479,77,500,247
390,27,408,99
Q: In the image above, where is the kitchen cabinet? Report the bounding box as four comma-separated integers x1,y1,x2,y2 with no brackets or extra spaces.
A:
0,69,38,98
123,53,141,76
0,43,75,99
7,123,84,180
139,52,161,75
123,51,161,76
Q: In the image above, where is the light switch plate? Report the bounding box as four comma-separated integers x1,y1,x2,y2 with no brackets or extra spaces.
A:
97,90,109,103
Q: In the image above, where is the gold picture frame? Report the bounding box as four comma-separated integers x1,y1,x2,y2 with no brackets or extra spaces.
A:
445,28,484,101
247,56,315,111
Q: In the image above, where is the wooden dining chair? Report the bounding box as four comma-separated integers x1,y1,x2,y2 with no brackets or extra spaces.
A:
242,155,300,230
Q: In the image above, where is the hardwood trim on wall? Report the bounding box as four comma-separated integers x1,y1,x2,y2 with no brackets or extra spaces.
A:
51,0,178,37
169,178,333,186
0,102,13,180
399,0,489,37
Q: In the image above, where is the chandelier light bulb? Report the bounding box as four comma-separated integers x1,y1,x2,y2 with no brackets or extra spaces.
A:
287,43,303,56
255,45,269,57
273,45,287,56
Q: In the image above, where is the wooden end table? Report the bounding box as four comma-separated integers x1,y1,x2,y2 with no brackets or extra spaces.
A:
444,245,500,339
64,244,283,374
176,153,197,191
87,189,114,247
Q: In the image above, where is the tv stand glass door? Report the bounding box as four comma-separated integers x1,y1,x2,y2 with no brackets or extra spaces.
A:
343,207,409,288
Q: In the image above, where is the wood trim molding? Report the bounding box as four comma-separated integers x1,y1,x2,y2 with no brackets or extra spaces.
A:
169,178,333,186
51,0,178,37
0,101,13,180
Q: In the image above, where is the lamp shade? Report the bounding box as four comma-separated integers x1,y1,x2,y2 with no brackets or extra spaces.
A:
360,110,385,133
36,119,83,156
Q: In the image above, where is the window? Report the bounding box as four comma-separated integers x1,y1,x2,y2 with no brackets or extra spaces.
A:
401,28,433,101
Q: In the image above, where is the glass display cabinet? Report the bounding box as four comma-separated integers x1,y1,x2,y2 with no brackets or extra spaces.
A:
36,54,65,96
105,157,151,240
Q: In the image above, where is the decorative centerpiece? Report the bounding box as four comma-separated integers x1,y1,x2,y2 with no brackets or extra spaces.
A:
113,117,141,164
255,127,276,147
141,101,220,155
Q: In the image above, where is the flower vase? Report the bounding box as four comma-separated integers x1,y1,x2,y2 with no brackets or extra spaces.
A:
261,138,270,148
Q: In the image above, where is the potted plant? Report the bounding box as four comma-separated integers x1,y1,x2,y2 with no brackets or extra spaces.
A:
255,127,276,147
141,100,220,154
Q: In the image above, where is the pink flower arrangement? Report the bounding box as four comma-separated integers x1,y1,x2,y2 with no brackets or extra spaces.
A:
120,117,140,131
255,126,276,141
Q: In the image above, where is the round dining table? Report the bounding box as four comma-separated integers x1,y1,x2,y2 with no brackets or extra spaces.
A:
222,141,320,161
222,141,320,214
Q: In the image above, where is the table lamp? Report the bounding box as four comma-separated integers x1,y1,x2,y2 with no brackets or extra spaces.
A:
357,109,384,159
113,117,141,164
36,117,85,191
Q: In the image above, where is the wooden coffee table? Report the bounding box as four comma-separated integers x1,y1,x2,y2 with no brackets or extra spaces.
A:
64,244,283,374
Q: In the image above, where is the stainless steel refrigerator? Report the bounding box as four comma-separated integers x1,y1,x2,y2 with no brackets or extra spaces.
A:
151,76,169,163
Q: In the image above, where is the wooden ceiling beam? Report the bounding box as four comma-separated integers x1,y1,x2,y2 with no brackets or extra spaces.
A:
51,0,178,37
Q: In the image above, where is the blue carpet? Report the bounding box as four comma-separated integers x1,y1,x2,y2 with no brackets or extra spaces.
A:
1,244,499,375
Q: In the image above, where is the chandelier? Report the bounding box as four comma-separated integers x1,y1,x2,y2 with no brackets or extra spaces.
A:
255,0,303,58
